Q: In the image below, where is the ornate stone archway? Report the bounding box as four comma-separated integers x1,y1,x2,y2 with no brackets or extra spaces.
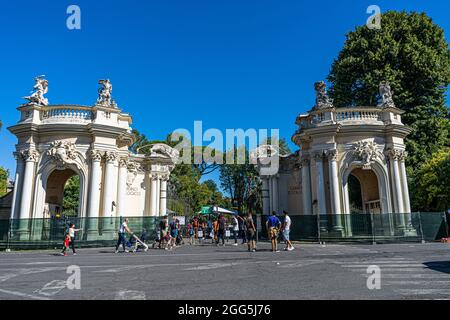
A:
8,78,179,238
253,81,415,236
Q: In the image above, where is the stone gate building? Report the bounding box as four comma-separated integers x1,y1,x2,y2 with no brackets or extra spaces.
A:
8,77,178,238
252,81,415,236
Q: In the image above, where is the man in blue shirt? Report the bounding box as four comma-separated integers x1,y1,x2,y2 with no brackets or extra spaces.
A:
266,211,281,252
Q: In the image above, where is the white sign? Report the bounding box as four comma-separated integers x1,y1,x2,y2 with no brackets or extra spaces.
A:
173,216,186,225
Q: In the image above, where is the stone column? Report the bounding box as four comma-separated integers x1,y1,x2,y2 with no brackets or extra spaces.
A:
117,158,128,217
101,152,118,235
301,157,312,215
150,174,158,217
271,175,279,213
399,151,413,232
261,176,270,215
155,175,161,215
18,150,38,220
399,152,411,213
327,150,343,232
388,149,405,231
314,152,327,214
17,150,38,239
86,150,102,238
159,176,168,216
10,152,25,220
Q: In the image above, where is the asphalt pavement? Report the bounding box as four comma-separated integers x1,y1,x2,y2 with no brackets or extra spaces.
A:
0,240,449,300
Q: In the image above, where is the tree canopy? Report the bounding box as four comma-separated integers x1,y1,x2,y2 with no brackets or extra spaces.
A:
328,11,450,169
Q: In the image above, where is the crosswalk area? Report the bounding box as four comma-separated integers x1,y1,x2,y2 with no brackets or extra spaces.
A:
337,257,450,299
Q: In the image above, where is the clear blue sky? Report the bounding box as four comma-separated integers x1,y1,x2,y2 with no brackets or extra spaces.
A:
0,0,449,181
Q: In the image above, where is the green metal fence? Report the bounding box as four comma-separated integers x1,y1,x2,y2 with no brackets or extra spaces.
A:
0,212,448,250
256,212,449,244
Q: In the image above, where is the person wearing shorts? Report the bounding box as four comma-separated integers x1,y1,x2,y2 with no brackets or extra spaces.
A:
266,211,281,252
282,211,294,251
245,213,257,252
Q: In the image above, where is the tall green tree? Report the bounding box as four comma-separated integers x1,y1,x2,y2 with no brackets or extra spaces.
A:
413,148,450,212
0,167,8,197
63,175,80,216
328,11,450,170
219,146,261,214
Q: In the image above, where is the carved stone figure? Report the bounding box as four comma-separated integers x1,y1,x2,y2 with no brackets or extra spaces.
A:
352,140,382,168
313,81,333,110
96,79,113,107
378,81,395,108
48,141,78,168
23,76,49,106
149,144,180,159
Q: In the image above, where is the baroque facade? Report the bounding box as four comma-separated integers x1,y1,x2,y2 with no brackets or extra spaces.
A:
252,81,415,235
8,78,178,237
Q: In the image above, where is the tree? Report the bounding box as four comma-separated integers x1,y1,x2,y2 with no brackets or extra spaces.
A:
219,146,261,214
328,11,450,170
0,167,8,197
130,130,228,214
63,175,80,216
412,149,450,212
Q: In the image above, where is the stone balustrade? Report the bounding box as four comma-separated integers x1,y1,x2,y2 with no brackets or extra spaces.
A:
296,106,399,132
41,105,94,123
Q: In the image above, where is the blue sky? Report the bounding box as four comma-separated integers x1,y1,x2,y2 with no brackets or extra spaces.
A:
0,0,449,184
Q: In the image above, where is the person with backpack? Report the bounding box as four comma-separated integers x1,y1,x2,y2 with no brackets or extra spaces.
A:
169,218,179,249
266,211,282,252
216,214,226,246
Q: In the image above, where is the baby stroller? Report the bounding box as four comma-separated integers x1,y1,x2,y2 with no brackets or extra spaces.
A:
129,230,149,253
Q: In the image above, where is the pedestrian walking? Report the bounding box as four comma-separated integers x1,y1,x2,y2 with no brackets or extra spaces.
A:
266,211,282,252
231,215,239,246
245,213,257,252
169,218,179,249
115,218,133,253
60,234,70,256
192,216,200,242
159,215,169,249
216,214,226,246
188,223,195,245
63,223,82,255
282,211,295,251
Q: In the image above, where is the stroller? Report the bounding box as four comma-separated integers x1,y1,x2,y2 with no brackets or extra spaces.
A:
128,230,149,253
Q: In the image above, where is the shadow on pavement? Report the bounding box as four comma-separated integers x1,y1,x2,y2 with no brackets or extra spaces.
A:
423,261,450,274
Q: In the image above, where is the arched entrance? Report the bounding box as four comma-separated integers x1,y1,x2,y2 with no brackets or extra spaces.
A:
45,169,81,218
347,168,381,214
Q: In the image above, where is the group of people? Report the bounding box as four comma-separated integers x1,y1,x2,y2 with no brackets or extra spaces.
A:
183,211,294,253
60,211,295,255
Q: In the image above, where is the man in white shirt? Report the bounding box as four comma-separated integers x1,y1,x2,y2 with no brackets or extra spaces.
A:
115,218,133,253
282,211,294,251
231,215,240,246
